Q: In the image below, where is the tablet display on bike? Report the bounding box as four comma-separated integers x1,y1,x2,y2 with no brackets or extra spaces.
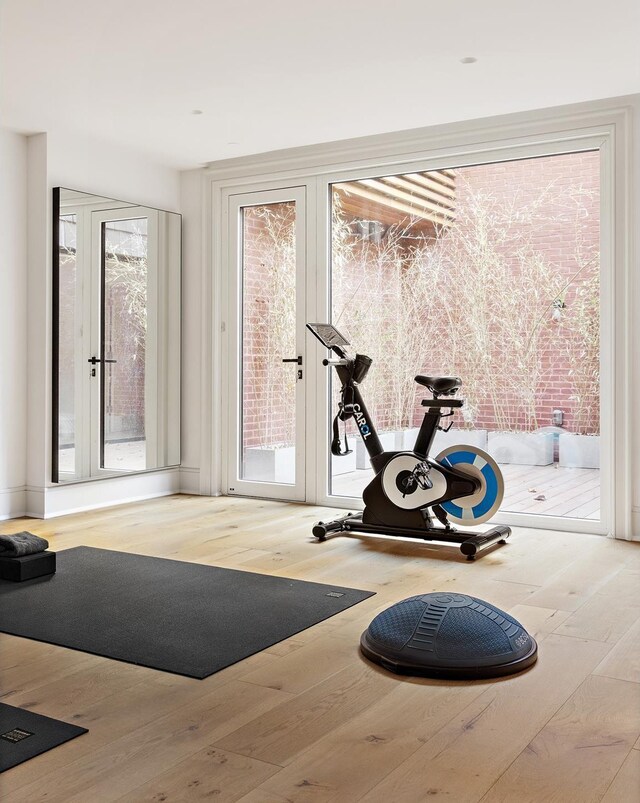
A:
306,323,351,349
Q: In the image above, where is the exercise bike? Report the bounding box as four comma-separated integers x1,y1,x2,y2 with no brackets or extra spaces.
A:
307,323,511,559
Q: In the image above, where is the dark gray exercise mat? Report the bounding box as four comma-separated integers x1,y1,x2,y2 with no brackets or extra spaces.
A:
0,546,375,678
0,703,87,772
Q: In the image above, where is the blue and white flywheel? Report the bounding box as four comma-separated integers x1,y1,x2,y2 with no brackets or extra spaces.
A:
435,445,504,525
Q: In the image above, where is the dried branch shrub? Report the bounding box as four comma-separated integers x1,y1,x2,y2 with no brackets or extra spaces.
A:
561,270,600,434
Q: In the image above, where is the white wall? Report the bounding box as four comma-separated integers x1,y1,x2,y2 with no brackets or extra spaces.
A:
632,102,640,536
178,169,203,493
23,131,185,517
25,133,48,503
47,131,180,213
0,129,28,519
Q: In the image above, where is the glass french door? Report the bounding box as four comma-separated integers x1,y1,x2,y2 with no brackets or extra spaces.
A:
225,187,307,501
89,208,160,476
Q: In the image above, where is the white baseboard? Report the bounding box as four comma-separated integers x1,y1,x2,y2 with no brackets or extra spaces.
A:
179,467,201,494
25,486,45,518
0,487,27,520
25,469,182,519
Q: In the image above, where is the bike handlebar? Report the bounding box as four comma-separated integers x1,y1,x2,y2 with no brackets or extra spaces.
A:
322,358,349,367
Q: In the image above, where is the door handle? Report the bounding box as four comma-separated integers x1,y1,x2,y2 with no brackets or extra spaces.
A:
87,357,117,364
282,356,303,365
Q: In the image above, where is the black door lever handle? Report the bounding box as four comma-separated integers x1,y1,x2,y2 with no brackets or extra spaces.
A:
87,357,117,364
282,356,303,365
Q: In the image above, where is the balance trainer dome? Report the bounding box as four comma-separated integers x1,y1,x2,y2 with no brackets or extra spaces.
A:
361,592,538,680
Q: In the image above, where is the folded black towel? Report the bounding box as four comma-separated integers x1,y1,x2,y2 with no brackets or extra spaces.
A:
0,532,49,557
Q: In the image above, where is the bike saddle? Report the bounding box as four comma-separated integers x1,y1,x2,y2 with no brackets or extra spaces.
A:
415,375,462,395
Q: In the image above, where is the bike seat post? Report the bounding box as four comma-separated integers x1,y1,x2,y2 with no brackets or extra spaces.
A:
413,405,441,458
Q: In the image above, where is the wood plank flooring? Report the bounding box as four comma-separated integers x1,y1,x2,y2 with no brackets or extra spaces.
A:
1,494,639,802
333,463,601,519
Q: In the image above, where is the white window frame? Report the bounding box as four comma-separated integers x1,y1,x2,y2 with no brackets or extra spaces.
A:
204,101,634,539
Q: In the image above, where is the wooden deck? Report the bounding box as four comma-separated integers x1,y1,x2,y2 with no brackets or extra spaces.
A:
332,464,600,520
1,495,638,802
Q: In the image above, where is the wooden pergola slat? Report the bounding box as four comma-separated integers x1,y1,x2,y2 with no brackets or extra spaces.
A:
337,181,453,227
382,175,456,215
359,178,456,220
403,172,456,200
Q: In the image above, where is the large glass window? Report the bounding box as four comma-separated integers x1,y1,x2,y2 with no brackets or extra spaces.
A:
330,152,601,521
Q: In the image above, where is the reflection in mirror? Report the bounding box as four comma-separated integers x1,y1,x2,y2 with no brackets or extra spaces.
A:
53,188,181,483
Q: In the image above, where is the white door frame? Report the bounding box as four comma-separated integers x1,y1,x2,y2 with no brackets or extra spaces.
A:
222,185,308,501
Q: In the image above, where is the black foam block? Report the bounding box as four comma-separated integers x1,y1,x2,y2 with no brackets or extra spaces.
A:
0,551,56,582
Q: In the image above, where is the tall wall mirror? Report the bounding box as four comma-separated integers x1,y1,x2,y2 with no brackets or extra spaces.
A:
52,188,181,483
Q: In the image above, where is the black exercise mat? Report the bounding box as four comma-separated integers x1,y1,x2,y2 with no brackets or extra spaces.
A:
0,547,374,678
0,703,87,772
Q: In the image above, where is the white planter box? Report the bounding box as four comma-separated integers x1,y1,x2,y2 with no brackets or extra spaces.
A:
244,446,296,484
399,428,421,450
558,433,600,469
246,442,359,481
356,431,402,469
433,428,488,454
488,431,554,466
331,448,357,475
356,428,488,468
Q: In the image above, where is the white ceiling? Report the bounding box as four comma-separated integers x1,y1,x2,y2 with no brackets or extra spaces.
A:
1,0,638,169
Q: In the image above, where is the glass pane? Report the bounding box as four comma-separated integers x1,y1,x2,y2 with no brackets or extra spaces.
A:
58,213,77,475
330,152,601,521
102,218,148,472
240,201,297,484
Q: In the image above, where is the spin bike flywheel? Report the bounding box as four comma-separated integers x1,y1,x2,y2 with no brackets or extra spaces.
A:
435,445,504,525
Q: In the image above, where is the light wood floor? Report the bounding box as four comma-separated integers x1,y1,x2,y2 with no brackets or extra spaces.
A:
333,463,601,519
1,495,639,802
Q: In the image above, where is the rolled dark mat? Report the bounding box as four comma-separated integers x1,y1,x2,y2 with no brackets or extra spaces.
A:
0,532,49,557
